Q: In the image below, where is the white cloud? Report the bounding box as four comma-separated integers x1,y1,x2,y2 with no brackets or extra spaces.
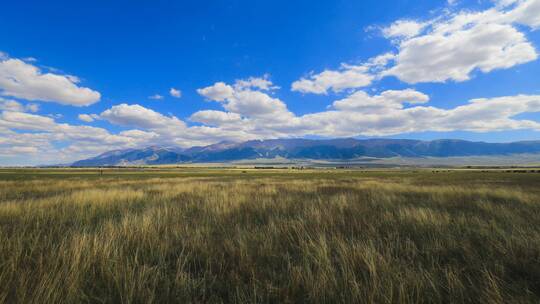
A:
190,110,243,126
0,111,57,131
149,94,164,100
0,57,101,106
224,90,292,120
381,1,539,83
293,0,540,89
0,144,40,157
294,93,540,137
25,103,40,113
290,53,400,95
0,98,25,112
434,94,540,131
0,97,39,113
118,129,159,140
234,75,279,91
503,0,540,29
292,65,374,94
332,89,429,113
382,20,426,39
3,88,540,165
366,53,396,69
78,114,97,122
98,103,263,148
100,103,186,129
384,22,537,83
196,78,540,139
197,82,234,101
197,79,294,122
0,110,165,163
10,146,39,154
169,87,182,98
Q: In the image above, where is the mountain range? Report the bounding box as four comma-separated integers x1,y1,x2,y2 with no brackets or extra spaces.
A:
69,138,540,166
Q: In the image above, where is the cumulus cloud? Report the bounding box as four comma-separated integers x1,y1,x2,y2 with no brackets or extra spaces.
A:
0,56,101,106
190,110,243,126
118,129,159,140
197,78,294,122
100,103,186,129
433,94,540,131
0,111,57,131
290,53,400,95
197,82,234,101
503,0,540,29
332,89,429,113
0,109,167,163
381,1,539,83
292,65,374,94
3,87,540,164
295,93,540,137
195,78,540,138
384,22,537,83
234,75,279,91
169,88,182,98
0,97,39,113
224,90,291,120
382,20,427,39
78,114,99,122
97,103,264,148
292,0,540,89
365,53,396,69
9,146,39,154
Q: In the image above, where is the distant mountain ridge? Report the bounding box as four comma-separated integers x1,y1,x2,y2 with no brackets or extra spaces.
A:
70,138,540,166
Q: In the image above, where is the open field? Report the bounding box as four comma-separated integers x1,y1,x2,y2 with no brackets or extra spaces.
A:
1,168,540,303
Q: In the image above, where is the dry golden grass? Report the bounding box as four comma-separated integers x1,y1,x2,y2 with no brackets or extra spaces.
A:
1,170,540,303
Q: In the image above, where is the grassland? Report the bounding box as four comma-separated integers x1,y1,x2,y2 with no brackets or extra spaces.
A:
1,168,540,303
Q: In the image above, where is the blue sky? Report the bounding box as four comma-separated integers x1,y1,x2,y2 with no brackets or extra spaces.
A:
1,0,540,165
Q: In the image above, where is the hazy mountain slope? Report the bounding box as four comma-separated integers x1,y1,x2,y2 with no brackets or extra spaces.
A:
70,138,540,166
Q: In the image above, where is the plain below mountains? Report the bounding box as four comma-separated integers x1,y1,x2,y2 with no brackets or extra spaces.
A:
70,138,540,167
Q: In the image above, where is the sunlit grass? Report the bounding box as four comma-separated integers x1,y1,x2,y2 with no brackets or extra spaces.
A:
1,170,540,303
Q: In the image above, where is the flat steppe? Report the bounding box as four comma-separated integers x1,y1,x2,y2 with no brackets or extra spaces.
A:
1,168,540,303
